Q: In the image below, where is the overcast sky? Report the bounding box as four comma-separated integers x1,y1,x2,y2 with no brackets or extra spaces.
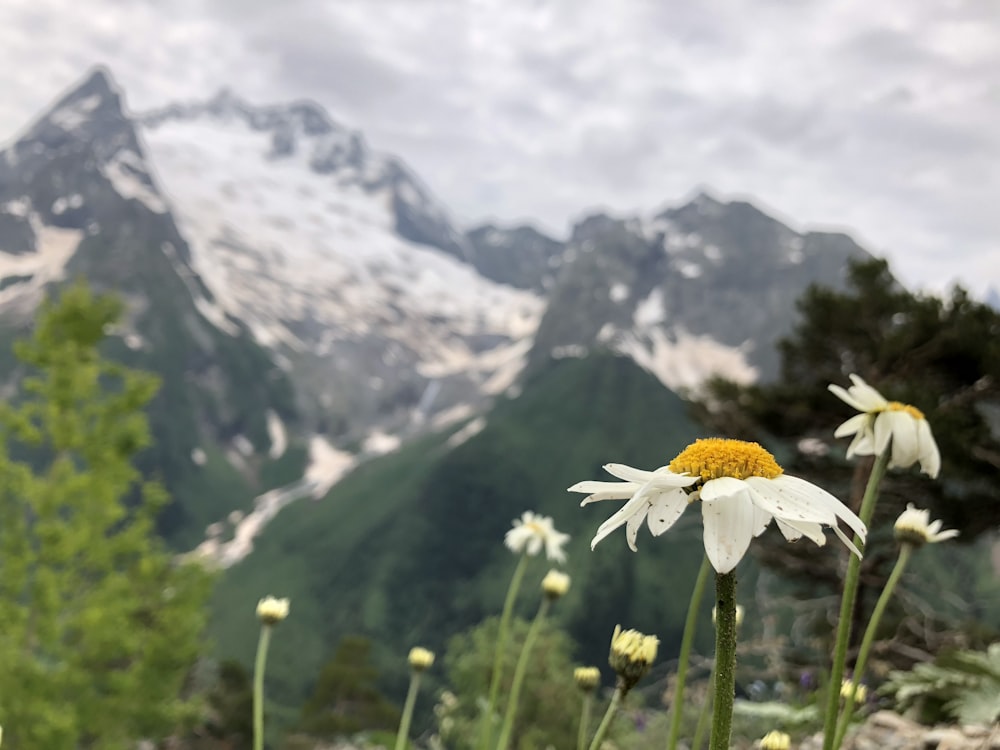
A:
1,0,998,296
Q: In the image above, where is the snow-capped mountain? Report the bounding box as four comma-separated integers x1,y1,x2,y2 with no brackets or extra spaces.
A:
0,66,882,553
0,68,306,546
528,193,871,390
137,89,543,446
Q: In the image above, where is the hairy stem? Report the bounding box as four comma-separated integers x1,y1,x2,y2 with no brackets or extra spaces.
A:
667,554,712,750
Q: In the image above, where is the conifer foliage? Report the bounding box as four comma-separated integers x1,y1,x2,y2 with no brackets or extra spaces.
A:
0,281,212,748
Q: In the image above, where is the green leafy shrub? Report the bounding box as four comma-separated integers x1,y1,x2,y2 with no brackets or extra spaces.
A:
882,643,1000,725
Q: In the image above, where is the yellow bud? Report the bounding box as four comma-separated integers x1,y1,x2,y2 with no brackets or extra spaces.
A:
541,569,571,599
256,596,290,625
574,666,601,692
408,647,435,671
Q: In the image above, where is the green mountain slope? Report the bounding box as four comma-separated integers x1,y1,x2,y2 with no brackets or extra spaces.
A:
210,353,719,706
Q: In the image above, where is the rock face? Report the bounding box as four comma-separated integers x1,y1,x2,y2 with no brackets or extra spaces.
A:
800,711,1000,750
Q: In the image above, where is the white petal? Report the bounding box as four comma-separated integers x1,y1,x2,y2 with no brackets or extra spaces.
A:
646,489,690,536
526,535,543,556
775,518,803,541
846,428,875,458
873,412,893,456
625,503,649,551
832,524,863,559
829,384,872,413
700,476,752,503
847,375,889,409
767,475,867,542
603,463,659,482
568,480,638,497
753,505,772,537
775,518,827,546
887,411,920,469
580,491,635,506
744,476,838,525
701,491,755,574
915,418,941,478
589,491,651,550
834,413,868,438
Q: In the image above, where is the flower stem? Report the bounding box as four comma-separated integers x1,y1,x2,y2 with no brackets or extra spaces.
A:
709,571,738,750
394,671,423,750
691,660,716,750
587,683,624,750
822,450,889,750
832,543,912,749
253,624,273,750
577,692,594,750
495,597,551,750
477,552,530,750
667,554,712,750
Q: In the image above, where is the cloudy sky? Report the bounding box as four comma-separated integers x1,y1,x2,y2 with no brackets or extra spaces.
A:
1,0,998,295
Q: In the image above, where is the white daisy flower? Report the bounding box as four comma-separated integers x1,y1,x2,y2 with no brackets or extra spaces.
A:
828,374,940,478
893,503,959,547
504,511,570,563
568,438,867,574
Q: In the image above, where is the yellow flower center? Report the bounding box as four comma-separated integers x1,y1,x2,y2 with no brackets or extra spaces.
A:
882,401,925,420
668,438,783,482
525,521,544,535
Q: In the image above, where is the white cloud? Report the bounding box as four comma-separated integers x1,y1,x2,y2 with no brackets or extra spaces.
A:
0,0,997,295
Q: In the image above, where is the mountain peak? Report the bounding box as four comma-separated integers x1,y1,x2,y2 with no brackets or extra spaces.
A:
44,66,126,131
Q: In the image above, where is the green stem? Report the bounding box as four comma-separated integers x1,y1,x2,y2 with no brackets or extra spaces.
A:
577,692,594,750
253,624,273,750
495,597,551,750
587,683,624,750
667,554,712,750
832,543,912,749
691,661,716,750
394,671,423,750
821,450,889,750
477,553,530,750
708,571,738,750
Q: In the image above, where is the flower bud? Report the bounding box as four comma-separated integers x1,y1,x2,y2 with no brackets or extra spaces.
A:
408,647,435,672
541,569,571,600
608,625,658,693
760,730,790,750
256,596,289,625
574,666,601,693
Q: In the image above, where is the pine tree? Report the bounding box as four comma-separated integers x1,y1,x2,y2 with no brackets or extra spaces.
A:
692,257,1000,653
0,281,212,748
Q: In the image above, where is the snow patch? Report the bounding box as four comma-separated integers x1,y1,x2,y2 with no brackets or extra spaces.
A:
266,410,287,459
101,150,168,213
233,434,254,457
187,434,356,568
304,434,355,499
676,260,703,278
49,94,102,130
609,282,629,303
363,430,401,456
614,327,758,391
1,197,30,217
140,112,544,409
446,416,486,448
0,213,82,306
51,194,83,214
552,344,588,359
634,288,666,328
